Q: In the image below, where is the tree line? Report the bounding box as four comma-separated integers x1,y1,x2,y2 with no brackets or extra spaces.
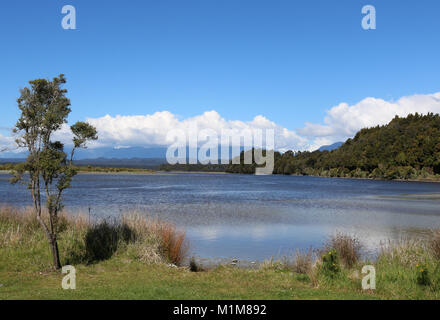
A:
226,113,440,180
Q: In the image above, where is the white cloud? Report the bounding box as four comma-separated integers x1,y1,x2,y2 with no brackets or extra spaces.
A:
4,92,440,155
300,92,440,150
0,133,16,152
80,110,309,151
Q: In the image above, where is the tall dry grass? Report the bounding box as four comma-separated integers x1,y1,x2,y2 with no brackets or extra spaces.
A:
292,248,314,274
323,233,362,268
122,213,189,266
378,238,428,267
429,229,440,260
0,205,189,267
151,220,188,266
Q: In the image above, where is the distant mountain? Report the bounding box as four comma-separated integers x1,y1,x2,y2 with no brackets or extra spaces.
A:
0,146,170,160
73,146,169,159
0,151,27,159
318,142,343,152
73,158,166,169
0,145,246,169
0,158,25,164
0,157,166,169
0,145,246,161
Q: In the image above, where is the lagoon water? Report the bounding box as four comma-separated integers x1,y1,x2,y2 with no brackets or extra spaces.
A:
1,172,440,262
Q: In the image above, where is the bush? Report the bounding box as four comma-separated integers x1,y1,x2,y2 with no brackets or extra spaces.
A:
370,167,384,179
320,249,340,278
189,257,204,272
84,221,136,263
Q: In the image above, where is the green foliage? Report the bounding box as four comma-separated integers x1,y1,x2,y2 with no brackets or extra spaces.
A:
320,249,341,278
70,122,98,162
84,221,135,263
71,122,98,149
226,113,440,180
226,149,271,174
416,263,431,286
10,74,98,269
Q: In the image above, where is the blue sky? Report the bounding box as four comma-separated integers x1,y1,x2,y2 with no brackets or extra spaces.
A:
1,0,440,151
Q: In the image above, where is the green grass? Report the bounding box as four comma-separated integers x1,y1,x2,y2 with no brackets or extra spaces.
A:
1,206,440,300
1,258,381,300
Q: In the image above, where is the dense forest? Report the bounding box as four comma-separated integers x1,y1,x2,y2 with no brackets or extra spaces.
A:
157,163,229,172
227,113,440,180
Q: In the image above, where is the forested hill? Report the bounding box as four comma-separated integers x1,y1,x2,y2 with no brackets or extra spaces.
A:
227,113,440,180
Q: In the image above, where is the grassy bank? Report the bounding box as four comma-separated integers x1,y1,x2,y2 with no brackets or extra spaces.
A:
1,206,440,299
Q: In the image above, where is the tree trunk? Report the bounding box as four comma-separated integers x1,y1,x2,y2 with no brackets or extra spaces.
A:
36,214,61,270
50,235,62,270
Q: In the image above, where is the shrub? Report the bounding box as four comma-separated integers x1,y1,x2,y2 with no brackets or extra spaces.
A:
189,257,204,272
320,249,340,278
84,221,135,262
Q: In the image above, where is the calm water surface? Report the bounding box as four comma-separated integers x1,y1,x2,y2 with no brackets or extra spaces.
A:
1,172,440,262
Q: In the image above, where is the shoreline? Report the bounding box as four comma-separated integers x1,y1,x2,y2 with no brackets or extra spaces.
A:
285,173,440,184
2,168,440,182
156,170,229,174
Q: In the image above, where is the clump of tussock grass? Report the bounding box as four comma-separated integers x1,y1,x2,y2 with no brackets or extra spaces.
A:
378,238,428,267
147,219,188,266
428,229,440,260
323,233,363,268
122,213,189,266
260,257,290,272
291,248,314,274
374,238,440,297
260,249,315,275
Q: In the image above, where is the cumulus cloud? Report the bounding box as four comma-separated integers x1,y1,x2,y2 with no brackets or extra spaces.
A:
3,92,440,155
80,110,309,151
0,133,16,152
300,92,440,150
